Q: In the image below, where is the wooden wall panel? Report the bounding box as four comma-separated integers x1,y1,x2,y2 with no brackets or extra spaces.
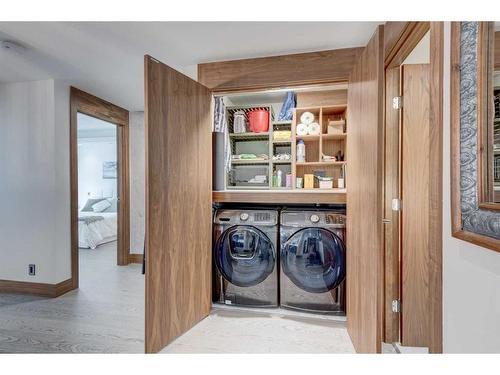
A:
296,89,347,107
383,67,401,343
198,48,363,91
346,25,385,353
401,64,430,347
145,56,212,353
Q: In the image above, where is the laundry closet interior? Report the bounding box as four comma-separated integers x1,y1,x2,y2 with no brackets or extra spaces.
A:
144,22,441,354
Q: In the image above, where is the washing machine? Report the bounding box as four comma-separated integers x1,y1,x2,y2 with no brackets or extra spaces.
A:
280,210,346,314
213,209,279,307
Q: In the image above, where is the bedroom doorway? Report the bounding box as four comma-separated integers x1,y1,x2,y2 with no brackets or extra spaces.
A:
70,87,130,289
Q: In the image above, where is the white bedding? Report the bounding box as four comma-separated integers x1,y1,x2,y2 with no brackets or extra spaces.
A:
78,211,117,249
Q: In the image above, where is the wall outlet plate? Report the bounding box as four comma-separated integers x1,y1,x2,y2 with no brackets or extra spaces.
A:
28,264,36,276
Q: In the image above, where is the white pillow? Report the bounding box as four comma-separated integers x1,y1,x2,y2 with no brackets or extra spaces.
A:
92,199,112,213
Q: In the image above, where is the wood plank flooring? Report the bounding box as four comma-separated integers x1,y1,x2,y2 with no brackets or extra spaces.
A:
0,242,144,353
1,242,359,354
161,306,355,353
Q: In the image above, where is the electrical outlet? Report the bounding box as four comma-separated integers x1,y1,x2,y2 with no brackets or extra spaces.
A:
28,264,36,276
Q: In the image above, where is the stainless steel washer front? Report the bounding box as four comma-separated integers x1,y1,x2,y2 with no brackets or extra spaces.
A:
280,210,346,315
213,209,279,307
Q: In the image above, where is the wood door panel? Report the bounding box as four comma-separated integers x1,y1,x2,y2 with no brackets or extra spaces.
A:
346,25,385,353
384,67,401,343
145,55,212,353
401,64,430,347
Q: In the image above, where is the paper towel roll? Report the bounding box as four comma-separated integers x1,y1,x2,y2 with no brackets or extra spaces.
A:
296,123,308,136
300,111,314,125
308,122,320,135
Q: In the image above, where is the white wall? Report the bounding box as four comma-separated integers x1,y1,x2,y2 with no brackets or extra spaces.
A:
442,23,500,353
77,138,117,208
129,112,145,254
0,80,71,284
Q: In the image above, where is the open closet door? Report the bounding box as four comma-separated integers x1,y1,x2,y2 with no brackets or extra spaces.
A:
400,63,431,347
144,55,212,353
346,25,385,353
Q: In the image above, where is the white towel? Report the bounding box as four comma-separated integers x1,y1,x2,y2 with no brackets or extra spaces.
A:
308,122,321,135
300,111,315,125
296,123,308,136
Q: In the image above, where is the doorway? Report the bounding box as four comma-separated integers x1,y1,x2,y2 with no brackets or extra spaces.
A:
383,23,443,352
70,87,130,289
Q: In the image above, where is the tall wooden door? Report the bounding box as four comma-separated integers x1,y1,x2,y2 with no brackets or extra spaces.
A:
400,63,430,347
144,55,213,353
346,25,385,353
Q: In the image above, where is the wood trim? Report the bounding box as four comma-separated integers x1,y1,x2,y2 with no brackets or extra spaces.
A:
128,253,143,264
212,191,346,205
495,31,500,70
450,22,463,236
451,23,500,253
382,21,443,352
0,278,73,298
477,23,500,209
428,22,444,354
70,87,131,291
198,48,363,92
385,22,431,68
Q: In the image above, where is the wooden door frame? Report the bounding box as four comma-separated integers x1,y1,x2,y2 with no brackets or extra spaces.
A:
70,87,130,290
383,22,443,353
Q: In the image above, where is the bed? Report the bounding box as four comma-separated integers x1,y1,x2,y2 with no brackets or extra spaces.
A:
78,198,118,249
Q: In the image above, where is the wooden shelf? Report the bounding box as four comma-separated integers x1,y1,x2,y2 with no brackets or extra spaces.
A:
213,190,346,204
296,161,346,167
296,134,320,141
322,133,347,140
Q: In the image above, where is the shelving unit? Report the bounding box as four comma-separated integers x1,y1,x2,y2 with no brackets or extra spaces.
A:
292,105,347,191
226,105,273,190
223,98,347,195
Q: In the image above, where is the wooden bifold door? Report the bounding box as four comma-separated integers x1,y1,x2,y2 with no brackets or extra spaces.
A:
144,55,213,353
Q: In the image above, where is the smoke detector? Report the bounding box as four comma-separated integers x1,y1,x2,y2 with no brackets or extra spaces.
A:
1,40,27,53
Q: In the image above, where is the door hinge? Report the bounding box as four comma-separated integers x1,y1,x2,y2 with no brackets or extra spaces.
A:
392,299,401,313
391,198,402,212
392,96,403,109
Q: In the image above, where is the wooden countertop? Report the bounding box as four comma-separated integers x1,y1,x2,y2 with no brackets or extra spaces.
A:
212,189,346,204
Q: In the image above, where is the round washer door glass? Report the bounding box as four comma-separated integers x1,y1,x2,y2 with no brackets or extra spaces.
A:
215,225,275,287
281,228,345,293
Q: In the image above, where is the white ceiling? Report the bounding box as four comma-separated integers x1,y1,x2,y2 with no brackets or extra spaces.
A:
0,22,379,111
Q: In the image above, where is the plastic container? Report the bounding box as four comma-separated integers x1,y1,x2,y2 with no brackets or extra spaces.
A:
296,140,306,162
276,170,283,187
248,110,269,133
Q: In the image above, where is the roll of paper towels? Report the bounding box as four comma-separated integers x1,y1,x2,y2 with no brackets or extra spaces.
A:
308,122,320,135
296,123,308,136
300,111,315,125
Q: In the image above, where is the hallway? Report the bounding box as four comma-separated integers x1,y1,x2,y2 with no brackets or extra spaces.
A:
0,243,144,353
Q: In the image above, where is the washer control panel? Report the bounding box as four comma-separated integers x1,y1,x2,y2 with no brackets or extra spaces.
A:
240,213,249,221
310,214,320,223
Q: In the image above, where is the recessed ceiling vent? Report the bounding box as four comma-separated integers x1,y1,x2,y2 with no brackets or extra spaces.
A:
0,40,27,53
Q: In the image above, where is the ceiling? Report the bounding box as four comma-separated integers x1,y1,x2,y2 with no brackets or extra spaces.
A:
0,22,379,111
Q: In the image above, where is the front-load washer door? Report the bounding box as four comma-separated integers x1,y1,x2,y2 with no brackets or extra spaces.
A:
281,228,345,293
215,225,275,287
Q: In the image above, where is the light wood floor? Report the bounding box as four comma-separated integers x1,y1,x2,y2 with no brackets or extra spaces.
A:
1,242,358,354
0,242,145,353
